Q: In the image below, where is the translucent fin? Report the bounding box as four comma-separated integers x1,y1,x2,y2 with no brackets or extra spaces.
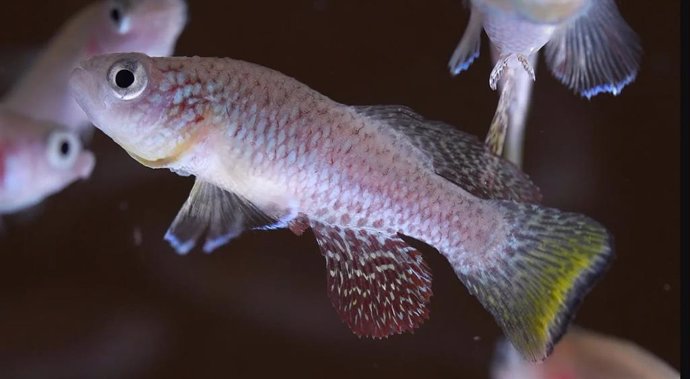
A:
164,180,282,254
485,75,514,157
448,7,483,76
454,201,613,362
354,105,541,203
490,338,525,379
310,220,432,338
503,55,537,168
544,0,641,99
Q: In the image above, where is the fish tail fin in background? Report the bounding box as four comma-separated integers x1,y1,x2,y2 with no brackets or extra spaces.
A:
448,4,483,75
484,71,514,157
544,0,642,99
490,45,536,168
449,201,613,362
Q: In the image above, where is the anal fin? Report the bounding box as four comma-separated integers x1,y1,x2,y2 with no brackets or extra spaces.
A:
164,180,291,254
310,220,432,338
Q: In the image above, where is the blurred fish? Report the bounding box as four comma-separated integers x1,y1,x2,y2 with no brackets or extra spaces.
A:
448,0,641,157
492,327,680,379
449,0,641,96
0,108,94,214
70,52,613,361
2,0,188,131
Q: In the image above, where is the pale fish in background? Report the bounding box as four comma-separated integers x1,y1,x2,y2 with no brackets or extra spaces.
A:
2,0,188,131
492,327,680,379
0,108,94,215
70,52,613,362
448,0,641,161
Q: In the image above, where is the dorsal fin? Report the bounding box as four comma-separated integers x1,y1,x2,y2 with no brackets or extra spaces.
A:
353,105,542,203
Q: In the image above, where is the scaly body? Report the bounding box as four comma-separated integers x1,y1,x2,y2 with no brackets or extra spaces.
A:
71,53,612,362
152,60,503,265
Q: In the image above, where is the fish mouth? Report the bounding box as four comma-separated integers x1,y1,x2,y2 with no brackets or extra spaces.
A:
125,149,179,168
69,66,104,127
77,151,97,180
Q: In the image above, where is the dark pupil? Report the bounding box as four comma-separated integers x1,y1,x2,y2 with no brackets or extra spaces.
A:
115,69,135,88
59,140,71,156
110,8,121,24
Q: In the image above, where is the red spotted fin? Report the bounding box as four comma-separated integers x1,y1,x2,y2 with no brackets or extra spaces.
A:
309,220,432,338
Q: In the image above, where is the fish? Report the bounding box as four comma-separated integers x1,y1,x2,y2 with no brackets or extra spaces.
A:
448,0,642,158
491,327,680,379
69,52,613,362
0,108,95,215
2,0,188,131
449,0,641,97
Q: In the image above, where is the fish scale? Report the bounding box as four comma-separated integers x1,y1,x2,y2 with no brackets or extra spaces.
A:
71,52,613,362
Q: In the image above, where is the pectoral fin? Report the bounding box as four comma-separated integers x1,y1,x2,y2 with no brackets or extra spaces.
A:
164,180,291,254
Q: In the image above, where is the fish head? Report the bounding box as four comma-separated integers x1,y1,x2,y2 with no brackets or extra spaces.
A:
70,52,195,167
0,111,95,214
90,0,188,56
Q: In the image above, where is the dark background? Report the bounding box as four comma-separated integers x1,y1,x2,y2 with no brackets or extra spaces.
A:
0,0,680,378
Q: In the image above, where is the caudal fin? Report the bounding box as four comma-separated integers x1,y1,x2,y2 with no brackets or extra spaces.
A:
455,201,613,362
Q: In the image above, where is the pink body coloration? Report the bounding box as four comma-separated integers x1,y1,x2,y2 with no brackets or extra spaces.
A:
0,108,94,214
492,327,680,379
2,0,187,130
70,53,612,362
74,55,505,266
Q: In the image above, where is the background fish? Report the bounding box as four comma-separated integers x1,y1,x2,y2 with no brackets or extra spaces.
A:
0,108,94,214
491,327,680,379
448,0,641,161
1,0,188,131
70,52,613,362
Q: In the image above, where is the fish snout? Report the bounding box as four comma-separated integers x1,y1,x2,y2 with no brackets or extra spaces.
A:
76,150,96,180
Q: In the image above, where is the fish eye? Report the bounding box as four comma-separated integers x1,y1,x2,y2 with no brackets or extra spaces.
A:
108,1,131,33
107,59,148,100
110,8,121,24
47,131,81,169
115,69,135,88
